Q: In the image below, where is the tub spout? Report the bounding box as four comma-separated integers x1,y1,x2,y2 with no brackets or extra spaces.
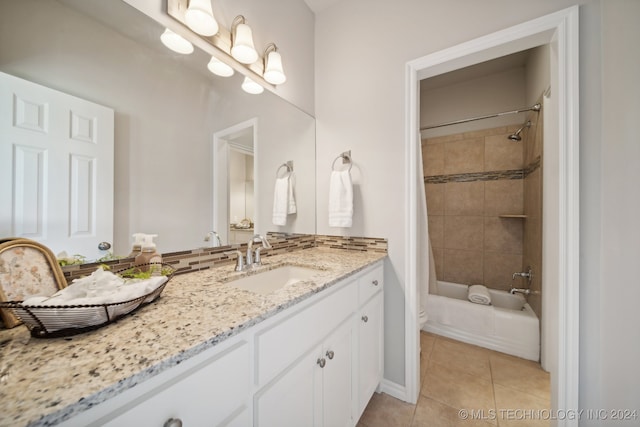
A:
510,288,531,296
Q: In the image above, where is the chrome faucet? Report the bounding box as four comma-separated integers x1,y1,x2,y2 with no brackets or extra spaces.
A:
512,266,533,284
511,266,533,295
225,249,245,272
246,234,272,267
204,230,222,247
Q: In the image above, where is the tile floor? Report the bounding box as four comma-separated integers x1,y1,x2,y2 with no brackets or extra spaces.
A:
358,332,550,427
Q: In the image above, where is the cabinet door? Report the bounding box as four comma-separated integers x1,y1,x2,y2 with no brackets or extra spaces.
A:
356,292,383,418
321,319,355,427
255,345,323,427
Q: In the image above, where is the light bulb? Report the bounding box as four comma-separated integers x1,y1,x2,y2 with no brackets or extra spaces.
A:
160,28,194,54
241,76,264,94
185,0,219,36
231,23,258,64
207,56,234,77
264,50,286,85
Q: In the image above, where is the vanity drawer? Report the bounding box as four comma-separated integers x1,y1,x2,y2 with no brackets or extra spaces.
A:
255,279,358,385
101,341,251,427
358,262,383,304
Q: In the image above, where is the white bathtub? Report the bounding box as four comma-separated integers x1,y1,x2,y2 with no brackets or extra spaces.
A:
423,281,540,361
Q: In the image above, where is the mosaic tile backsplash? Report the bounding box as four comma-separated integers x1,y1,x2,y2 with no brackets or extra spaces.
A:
62,233,387,283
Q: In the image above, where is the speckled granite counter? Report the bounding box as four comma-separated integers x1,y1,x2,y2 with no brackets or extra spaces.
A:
0,247,385,427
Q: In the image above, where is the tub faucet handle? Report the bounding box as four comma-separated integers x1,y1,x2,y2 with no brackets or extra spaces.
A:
512,266,533,284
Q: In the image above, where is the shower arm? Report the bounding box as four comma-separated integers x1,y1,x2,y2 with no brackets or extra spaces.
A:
420,103,541,131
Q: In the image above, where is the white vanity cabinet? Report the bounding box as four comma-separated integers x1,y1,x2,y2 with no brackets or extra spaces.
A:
355,264,385,419
56,260,384,427
254,319,354,427
254,261,384,427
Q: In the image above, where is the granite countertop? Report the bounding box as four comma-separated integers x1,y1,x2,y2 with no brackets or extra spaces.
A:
0,247,386,427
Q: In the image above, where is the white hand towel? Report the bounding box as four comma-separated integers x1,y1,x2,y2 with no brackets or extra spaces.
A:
468,284,492,305
287,172,297,214
272,175,289,226
328,170,353,227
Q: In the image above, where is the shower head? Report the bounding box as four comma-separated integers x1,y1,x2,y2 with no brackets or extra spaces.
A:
508,120,531,141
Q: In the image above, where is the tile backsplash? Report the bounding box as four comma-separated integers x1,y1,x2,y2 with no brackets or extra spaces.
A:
61,233,387,283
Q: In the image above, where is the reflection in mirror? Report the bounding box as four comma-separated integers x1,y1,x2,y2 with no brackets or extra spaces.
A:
0,0,316,258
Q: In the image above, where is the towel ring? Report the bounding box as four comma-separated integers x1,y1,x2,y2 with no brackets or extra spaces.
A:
276,161,293,178
332,153,352,172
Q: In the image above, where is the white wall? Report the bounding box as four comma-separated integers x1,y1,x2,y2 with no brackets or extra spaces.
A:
589,0,640,419
314,1,636,408
420,67,526,138
525,45,551,106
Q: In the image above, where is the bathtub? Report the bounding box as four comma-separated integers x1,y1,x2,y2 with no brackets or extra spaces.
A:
423,281,540,361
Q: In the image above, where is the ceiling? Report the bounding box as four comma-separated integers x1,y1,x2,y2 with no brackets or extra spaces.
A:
303,0,344,13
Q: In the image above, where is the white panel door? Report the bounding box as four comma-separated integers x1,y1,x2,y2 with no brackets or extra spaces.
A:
0,72,114,259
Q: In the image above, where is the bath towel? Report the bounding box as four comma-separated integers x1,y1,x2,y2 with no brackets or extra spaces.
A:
287,172,297,215
272,174,290,226
468,284,492,305
328,170,353,227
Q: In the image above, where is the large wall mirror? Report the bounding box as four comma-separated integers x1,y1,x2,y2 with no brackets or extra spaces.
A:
0,0,316,258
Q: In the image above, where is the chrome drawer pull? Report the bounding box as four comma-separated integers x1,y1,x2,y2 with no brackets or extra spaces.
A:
362,315,369,323
326,350,335,360
164,418,183,427
372,280,379,286
317,358,326,368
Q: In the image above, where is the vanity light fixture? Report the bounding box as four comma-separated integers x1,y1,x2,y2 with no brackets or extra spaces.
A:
230,16,259,64
184,0,219,36
241,76,264,94
160,28,194,54
263,43,286,85
207,55,234,77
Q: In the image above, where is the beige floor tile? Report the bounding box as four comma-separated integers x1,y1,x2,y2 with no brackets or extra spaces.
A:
411,395,495,427
490,354,550,403
430,336,492,381
422,359,496,423
359,392,416,427
493,384,550,427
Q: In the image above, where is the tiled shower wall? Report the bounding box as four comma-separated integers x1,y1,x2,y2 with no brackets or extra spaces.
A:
423,124,525,291
523,112,543,319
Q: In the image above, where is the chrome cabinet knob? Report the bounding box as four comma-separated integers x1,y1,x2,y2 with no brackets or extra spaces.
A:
98,241,111,251
317,358,326,368
326,350,335,360
362,315,369,323
164,418,183,427
372,280,379,286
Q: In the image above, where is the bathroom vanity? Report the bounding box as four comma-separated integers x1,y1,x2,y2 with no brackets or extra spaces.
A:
0,248,385,427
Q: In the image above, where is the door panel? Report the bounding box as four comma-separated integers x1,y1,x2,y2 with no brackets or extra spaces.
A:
0,71,113,259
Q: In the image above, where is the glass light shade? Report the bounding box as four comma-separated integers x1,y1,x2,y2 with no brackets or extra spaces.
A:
264,51,287,85
185,0,219,36
207,56,234,77
160,28,194,54
241,76,264,94
231,23,259,64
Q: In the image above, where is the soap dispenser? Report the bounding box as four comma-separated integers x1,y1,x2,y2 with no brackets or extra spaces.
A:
128,233,145,258
135,234,161,271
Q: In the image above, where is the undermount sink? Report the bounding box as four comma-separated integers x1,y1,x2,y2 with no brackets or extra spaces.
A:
227,265,321,295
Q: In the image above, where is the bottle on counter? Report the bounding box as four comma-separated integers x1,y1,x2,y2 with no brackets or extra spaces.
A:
134,234,161,271
127,233,145,258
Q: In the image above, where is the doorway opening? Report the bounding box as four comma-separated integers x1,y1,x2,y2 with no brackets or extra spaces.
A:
213,119,258,246
404,7,579,425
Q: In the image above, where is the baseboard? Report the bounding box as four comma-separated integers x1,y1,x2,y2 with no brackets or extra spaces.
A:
378,379,410,403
